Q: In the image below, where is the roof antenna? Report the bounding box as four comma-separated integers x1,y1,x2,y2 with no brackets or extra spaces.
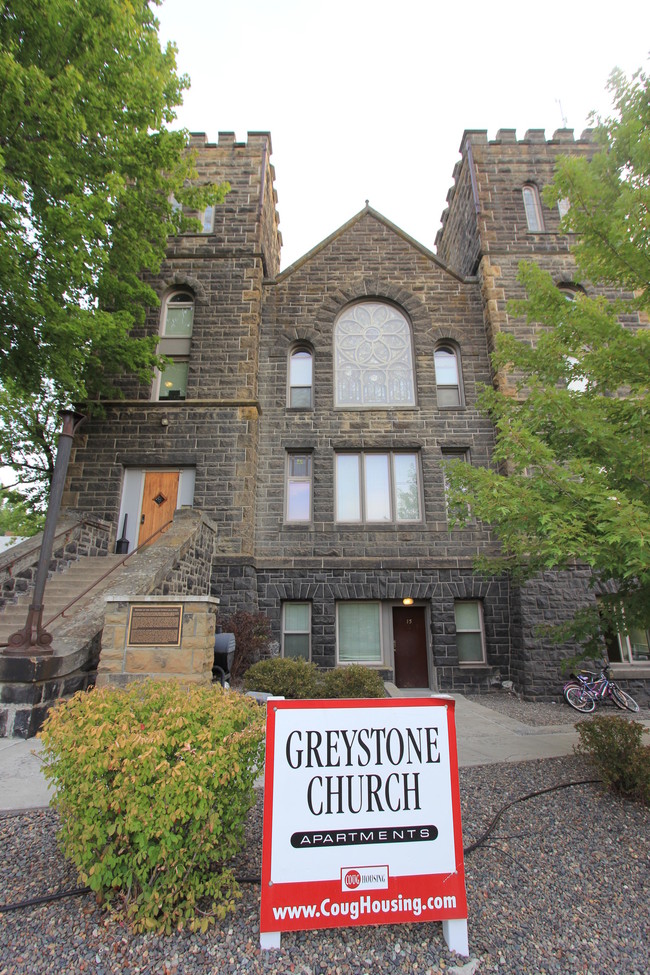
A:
556,99,568,127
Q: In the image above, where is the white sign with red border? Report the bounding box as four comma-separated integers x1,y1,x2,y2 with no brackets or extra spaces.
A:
260,697,468,955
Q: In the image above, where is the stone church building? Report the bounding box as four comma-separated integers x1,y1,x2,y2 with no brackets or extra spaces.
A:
61,128,648,698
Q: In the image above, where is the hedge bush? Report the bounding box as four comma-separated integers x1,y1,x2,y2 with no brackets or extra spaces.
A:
40,681,266,933
574,715,650,805
242,659,386,699
242,656,321,698
320,664,386,698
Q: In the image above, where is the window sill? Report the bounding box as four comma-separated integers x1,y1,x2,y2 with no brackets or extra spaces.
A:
609,663,650,679
457,662,489,669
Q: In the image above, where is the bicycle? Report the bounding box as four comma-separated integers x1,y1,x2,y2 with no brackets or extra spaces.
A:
563,662,640,714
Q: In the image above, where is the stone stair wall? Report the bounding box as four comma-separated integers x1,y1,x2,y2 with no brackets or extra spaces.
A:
0,509,218,737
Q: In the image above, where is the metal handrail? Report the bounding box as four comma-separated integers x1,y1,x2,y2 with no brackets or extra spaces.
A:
0,519,174,646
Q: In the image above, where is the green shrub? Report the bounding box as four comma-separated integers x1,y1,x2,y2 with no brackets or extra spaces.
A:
242,656,321,698
39,681,265,933
321,665,386,699
574,715,650,804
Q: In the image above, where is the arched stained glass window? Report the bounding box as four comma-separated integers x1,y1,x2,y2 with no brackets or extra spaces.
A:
334,302,415,407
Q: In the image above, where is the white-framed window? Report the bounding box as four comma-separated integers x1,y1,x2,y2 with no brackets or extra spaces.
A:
337,602,383,663
158,359,189,400
335,452,421,523
454,600,486,664
557,197,570,219
334,301,416,408
288,347,313,408
285,452,312,522
522,184,544,232
201,205,214,233
282,602,311,660
162,291,194,338
155,291,194,400
434,344,463,407
601,601,650,664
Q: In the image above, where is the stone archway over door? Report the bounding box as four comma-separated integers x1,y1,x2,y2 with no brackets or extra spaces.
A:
138,471,179,547
392,606,429,688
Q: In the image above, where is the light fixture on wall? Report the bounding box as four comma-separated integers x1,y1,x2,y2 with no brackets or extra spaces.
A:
402,597,414,606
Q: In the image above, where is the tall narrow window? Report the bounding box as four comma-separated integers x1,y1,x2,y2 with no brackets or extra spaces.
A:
288,348,313,408
337,602,382,663
162,291,194,337
334,301,416,407
156,291,194,400
335,452,421,523
286,453,312,522
202,205,214,233
434,344,463,407
454,601,486,664
282,602,311,660
522,184,544,232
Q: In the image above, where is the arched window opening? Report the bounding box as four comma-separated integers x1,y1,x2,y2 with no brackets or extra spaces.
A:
289,348,313,408
334,301,416,408
434,344,463,407
162,291,194,337
156,290,194,400
522,184,544,232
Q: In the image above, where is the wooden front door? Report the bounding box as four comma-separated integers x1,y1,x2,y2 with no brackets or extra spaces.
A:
392,606,429,688
138,471,180,548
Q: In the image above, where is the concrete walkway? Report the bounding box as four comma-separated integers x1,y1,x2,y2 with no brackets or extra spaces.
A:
1,692,622,813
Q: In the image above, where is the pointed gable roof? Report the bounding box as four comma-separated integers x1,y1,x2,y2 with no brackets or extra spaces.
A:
275,203,470,283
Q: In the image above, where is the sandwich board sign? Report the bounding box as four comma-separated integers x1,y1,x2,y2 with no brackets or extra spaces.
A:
260,696,468,955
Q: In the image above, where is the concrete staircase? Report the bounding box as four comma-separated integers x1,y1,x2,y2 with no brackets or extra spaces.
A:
0,555,125,648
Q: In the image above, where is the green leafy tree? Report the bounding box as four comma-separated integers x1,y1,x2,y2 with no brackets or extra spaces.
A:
445,65,650,644
0,487,45,537
0,0,228,502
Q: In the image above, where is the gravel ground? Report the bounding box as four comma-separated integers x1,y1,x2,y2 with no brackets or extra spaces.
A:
465,689,648,726
1,746,648,975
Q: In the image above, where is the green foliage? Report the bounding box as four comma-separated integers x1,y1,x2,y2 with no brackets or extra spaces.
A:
574,715,650,804
243,659,386,699
0,487,45,536
242,657,322,698
215,611,272,681
0,0,228,410
445,63,650,644
320,664,386,698
39,681,265,933
0,382,59,510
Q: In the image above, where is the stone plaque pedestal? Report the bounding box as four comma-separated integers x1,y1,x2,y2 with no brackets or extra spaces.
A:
97,594,220,688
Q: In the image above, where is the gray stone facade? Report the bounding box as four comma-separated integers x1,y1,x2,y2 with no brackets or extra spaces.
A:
62,129,649,701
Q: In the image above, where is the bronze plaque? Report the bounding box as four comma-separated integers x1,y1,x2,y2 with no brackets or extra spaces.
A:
127,605,183,647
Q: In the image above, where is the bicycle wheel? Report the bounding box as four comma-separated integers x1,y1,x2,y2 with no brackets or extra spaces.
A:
611,686,640,712
564,683,596,713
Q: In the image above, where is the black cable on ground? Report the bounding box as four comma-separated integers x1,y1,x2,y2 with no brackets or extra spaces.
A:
0,779,603,913
0,886,91,913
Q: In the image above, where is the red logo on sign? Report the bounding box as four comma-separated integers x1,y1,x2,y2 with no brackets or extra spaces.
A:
344,870,361,889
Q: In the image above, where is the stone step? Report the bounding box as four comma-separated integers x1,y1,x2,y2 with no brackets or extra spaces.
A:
0,555,125,644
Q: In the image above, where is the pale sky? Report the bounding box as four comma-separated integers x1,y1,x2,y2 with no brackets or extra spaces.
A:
156,0,650,270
